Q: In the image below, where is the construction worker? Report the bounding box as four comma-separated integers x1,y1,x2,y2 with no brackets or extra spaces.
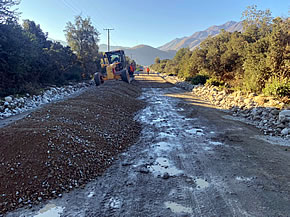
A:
147,67,150,75
129,63,135,76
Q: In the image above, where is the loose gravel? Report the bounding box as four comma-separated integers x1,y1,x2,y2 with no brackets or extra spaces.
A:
0,80,145,214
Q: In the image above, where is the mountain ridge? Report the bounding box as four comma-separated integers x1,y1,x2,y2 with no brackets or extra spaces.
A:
99,44,130,52
124,45,176,66
159,21,243,51
99,44,176,66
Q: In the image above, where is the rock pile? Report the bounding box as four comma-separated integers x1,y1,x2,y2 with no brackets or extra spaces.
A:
159,73,194,91
192,85,289,137
175,81,195,91
0,82,91,119
159,73,289,138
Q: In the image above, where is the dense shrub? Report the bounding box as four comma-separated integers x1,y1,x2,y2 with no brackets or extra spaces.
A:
263,77,290,97
190,75,209,85
205,77,225,87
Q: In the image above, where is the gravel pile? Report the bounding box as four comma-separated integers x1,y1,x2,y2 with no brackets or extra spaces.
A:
0,81,144,214
0,82,91,119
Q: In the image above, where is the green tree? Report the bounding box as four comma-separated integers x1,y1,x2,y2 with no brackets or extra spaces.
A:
42,42,82,84
187,48,207,77
242,8,288,93
265,17,290,79
0,22,42,95
243,38,270,92
177,49,192,79
174,48,189,63
22,19,48,48
164,59,178,75
0,0,20,24
154,57,160,64
242,5,273,39
64,16,100,79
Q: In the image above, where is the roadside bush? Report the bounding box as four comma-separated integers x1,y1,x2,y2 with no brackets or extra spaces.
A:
263,77,290,97
64,65,82,81
185,77,193,82
190,75,209,85
205,77,225,87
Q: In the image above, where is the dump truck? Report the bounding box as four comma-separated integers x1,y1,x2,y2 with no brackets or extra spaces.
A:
93,50,132,86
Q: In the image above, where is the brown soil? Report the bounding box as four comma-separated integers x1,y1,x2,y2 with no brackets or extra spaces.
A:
0,80,145,214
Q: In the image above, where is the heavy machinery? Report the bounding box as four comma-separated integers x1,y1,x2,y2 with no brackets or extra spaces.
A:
93,50,132,86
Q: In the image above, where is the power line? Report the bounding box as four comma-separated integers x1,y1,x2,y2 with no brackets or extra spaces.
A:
61,0,79,14
73,2,119,46
60,0,120,47
104,28,114,52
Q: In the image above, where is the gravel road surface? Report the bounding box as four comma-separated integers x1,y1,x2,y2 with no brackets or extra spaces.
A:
4,74,290,217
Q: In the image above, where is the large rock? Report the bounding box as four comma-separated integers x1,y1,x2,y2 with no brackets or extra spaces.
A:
248,93,257,98
18,97,25,104
5,96,13,102
254,95,266,105
265,99,280,107
279,110,290,122
244,98,253,105
270,109,279,116
281,128,290,135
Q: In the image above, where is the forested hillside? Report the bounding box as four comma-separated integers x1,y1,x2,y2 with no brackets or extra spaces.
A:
0,1,100,97
151,6,289,98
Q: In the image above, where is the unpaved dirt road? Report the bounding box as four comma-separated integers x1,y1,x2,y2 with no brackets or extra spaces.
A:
6,74,290,217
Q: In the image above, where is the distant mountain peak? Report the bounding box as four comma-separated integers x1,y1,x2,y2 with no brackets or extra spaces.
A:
131,44,151,49
99,43,176,66
125,44,176,65
159,20,243,51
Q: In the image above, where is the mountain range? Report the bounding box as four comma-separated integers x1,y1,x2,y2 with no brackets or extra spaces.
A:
99,44,176,66
158,21,243,51
100,21,243,65
99,44,130,52
124,45,176,66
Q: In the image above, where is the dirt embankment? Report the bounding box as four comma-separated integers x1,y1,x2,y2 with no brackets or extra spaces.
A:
0,80,145,214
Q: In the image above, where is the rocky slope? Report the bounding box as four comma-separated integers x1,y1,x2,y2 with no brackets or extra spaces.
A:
0,83,90,120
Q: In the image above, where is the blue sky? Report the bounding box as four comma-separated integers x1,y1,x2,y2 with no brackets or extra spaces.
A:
18,0,289,48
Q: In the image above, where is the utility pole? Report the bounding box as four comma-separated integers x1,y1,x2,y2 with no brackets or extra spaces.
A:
104,28,114,52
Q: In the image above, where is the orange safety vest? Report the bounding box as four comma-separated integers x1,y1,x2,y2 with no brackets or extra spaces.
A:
147,68,149,72
130,65,134,72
